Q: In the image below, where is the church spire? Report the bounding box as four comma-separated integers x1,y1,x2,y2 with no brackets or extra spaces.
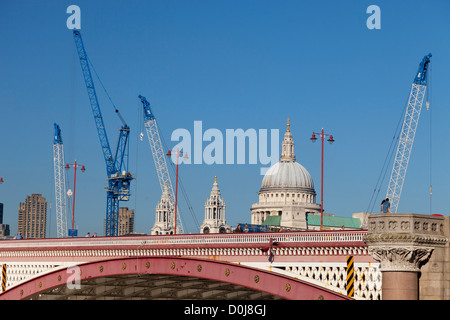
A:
200,176,230,234
151,180,175,235
280,118,296,162
212,175,219,191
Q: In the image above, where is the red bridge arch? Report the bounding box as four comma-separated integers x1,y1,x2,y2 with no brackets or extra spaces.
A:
0,257,350,300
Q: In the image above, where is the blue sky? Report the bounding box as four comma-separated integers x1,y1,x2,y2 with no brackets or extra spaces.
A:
1,0,449,236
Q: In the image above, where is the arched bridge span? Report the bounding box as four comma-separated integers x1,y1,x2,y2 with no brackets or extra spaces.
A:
0,257,350,300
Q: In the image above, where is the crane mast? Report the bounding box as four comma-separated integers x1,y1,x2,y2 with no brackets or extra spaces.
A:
53,123,69,238
386,53,432,213
73,30,133,236
138,95,184,234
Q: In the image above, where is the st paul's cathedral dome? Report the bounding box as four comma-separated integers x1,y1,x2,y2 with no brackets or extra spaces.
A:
251,119,321,230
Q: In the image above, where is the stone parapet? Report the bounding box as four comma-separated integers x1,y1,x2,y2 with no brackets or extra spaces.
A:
366,213,446,242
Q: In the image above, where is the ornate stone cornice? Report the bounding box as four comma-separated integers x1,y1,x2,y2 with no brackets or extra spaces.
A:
364,233,448,247
367,213,445,235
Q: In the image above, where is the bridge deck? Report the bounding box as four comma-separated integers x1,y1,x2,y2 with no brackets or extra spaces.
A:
0,230,380,300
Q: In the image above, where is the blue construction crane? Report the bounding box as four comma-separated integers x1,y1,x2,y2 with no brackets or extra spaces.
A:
386,53,432,213
139,95,184,234
72,30,133,236
52,123,69,238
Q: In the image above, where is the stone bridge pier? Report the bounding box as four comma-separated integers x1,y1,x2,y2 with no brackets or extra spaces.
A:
364,213,449,300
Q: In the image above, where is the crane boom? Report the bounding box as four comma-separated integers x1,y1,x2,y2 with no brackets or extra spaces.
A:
73,30,115,174
138,95,184,234
73,30,133,236
386,53,432,213
53,123,69,238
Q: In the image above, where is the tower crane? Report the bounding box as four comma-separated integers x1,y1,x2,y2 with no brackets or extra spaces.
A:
73,30,133,236
386,53,432,213
52,123,69,238
138,95,184,234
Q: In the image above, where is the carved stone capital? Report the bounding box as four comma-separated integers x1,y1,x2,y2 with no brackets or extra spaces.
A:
368,246,434,272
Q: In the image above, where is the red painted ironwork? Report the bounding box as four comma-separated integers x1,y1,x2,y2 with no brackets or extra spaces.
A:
0,257,351,300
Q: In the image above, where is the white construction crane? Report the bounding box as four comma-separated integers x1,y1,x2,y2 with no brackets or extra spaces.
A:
386,53,432,213
52,123,69,238
138,95,184,234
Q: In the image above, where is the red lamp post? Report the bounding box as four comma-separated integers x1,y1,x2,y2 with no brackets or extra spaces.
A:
65,160,86,234
310,129,335,230
166,148,188,235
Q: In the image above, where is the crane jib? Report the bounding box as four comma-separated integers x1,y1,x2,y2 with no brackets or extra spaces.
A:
413,53,432,85
386,53,431,213
72,29,133,236
139,94,184,233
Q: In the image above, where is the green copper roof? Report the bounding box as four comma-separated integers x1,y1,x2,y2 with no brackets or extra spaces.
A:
306,215,362,229
260,214,362,229
261,215,281,226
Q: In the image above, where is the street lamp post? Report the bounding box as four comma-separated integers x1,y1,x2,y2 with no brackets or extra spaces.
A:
65,160,86,236
310,129,335,230
166,148,188,235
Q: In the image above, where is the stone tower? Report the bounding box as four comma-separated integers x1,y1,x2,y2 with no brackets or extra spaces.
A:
200,176,231,234
151,183,175,235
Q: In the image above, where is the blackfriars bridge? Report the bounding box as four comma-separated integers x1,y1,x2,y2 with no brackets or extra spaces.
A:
0,213,448,300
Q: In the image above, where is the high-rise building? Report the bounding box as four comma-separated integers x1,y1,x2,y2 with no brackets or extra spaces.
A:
118,207,135,235
0,202,10,237
104,207,135,236
17,194,47,239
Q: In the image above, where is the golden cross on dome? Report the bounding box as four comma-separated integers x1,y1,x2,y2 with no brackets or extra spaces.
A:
214,176,217,183
287,117,291,132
